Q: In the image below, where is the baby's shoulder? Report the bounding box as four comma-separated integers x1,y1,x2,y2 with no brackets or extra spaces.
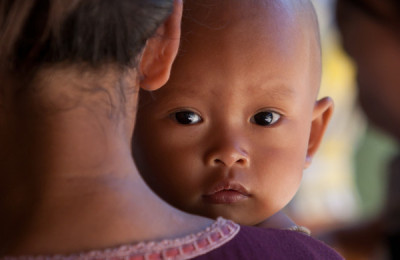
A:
194,224,344,260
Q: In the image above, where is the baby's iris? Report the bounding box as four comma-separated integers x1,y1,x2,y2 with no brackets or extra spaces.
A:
173,111,202,125
252,111,280,126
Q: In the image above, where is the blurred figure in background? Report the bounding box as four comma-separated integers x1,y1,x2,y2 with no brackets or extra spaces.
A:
323,0,400,259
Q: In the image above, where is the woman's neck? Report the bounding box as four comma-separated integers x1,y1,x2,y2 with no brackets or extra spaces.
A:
1,70,212,256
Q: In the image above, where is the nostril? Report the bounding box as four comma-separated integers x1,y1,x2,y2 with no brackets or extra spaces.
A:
213,157,248,167
207,147,249,167
236,158,246,165
214,158,225,165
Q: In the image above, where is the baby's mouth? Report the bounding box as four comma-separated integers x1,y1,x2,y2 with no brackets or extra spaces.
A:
203,181,250,204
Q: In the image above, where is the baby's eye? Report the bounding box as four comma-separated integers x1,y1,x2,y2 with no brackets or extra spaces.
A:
251,111,281,126
172,110,202,125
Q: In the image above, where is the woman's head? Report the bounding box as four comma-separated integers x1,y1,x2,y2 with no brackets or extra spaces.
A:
1,0,174,71
0,0,182,131
0,0,182,253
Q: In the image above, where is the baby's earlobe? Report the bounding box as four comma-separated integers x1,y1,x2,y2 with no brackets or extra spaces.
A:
304,156,313,169
306,97,333,169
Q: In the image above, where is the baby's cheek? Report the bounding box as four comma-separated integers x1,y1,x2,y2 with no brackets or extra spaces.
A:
251,150,303,212
154,150,204,200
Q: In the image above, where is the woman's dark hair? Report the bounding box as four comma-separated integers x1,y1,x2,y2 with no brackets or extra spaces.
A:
0,0,174,73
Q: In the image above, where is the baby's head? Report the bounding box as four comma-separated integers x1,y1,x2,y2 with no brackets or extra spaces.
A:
133,0,333,225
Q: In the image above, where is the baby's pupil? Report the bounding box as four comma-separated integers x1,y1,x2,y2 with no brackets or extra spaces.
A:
175,111,197,124
254,112,273,126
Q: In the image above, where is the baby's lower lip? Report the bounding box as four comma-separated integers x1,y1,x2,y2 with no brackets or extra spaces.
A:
203,190,249,204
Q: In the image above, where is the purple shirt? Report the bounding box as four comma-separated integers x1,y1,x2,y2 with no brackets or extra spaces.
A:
194,225,344,259
2,218,343,260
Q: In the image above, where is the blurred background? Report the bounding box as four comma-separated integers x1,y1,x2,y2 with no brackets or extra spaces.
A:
286,0,399,259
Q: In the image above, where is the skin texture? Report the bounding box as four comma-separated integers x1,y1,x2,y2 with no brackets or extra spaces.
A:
133,0,333,226
337,0,400,142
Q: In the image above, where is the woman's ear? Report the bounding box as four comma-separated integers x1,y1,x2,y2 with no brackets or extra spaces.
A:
139,0,182,91
305,97,334,168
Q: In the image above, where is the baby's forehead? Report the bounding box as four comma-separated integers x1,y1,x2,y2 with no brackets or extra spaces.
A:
183,0,314,26
179,0,321,96
182,0,319,49
181,0,318,61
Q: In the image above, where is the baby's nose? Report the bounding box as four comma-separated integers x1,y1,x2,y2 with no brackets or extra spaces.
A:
213,153,249,167
205,142,249,168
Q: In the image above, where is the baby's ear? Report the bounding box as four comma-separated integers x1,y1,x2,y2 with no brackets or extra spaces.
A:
305,97,334,168
139,0,182,91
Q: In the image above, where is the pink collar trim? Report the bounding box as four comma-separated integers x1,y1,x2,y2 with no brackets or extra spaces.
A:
4,217,240,260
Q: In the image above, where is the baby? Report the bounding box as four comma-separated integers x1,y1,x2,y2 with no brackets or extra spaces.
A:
133,0,333,227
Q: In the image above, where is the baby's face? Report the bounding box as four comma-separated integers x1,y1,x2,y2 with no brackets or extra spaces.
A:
133,1,321,225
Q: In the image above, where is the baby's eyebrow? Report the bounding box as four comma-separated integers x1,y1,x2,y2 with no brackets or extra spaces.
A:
255,83,296,101
163,85,202,99
150,85,203,105
155,81,297,105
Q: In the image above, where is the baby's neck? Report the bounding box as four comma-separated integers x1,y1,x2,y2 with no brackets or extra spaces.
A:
255,211,296,229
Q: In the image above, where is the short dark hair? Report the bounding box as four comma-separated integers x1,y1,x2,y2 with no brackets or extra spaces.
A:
0,0,174,73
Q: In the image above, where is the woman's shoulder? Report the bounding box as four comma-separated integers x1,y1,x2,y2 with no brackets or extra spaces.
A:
194,224,344,260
